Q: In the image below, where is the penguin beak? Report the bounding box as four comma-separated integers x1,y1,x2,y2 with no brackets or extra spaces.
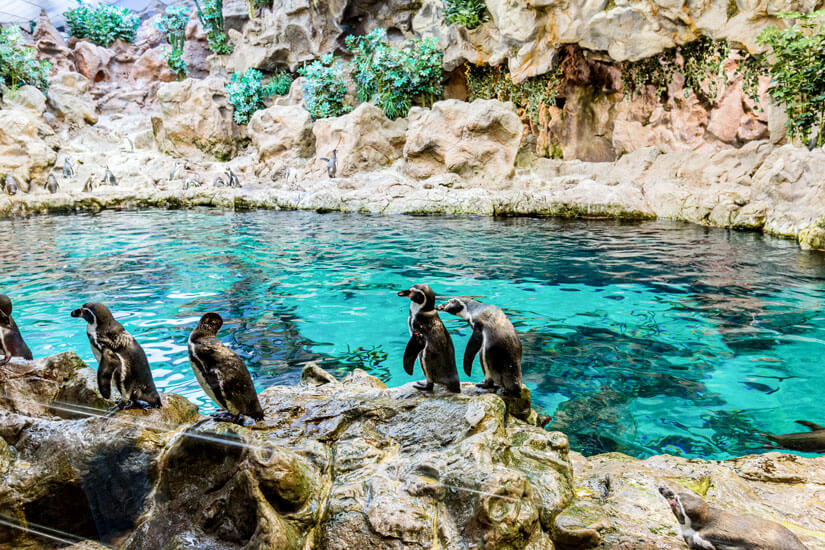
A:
397,290,411,297
435,303,445,311
70,308,82,318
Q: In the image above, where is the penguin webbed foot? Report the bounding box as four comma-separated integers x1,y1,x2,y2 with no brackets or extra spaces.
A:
475,381,498,393
210,410,235,423
413,381,434,392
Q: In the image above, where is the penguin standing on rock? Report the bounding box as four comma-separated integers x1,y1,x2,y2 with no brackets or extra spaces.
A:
71,302,162,411
437,298,523,397
183,177,202,190
82,172,98,193
3,174,18,196
214,176,226,188
398,284,460,393
46,174,60,194
320,150,337,178
226,168,241,188
188,312,263,425
63,158,75,178
102,166,117,186
0,295,33,365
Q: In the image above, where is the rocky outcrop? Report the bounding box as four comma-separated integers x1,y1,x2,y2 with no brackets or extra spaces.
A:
152,77,241,160
72,40,115,84
404,99,523,183
47,72,99,126
249,105,316,162
0,88,59,185
32,9,74,74
313,103,408,177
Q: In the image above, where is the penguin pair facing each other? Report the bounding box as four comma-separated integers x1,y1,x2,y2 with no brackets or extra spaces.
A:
0,295,33,366
397,284,522,396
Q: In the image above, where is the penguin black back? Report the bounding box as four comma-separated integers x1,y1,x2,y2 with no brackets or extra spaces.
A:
188,312,263,423
397,284,460,393
0,294,33,364
71,302,161,410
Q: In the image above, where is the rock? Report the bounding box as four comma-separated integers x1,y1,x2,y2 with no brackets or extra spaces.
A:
404,99,522,183
131,46,177,83
273,77,305,107
73,40,114,83
0,104,58,184
313,103,407,177
152,77,241,161
248,105,315,162
1,85,47,113
32,9,73,73
47,72,98,126
299,362,336,386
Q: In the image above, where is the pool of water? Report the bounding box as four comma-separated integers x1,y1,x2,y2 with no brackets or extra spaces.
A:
3,209,825,459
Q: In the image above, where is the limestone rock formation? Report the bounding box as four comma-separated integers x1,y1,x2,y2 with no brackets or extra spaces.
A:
404,99,522,182
313,103,408,177
152,77,241,160
47,72,99,126
32,9,74,73
0,93,59,185
72,40,115,84
248,104,316,161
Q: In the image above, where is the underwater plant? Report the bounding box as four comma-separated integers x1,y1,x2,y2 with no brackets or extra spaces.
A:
298,53,353,119
225,68,293,125
0,26,51,94
63,1,140,47
443,0,489,29
155,6,190,79
193,0,232,55
346,29,443,119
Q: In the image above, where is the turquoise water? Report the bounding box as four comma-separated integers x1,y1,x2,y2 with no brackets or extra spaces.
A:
3,209,825,459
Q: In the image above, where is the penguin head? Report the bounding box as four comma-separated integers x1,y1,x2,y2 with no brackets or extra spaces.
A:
70,302,113,326
194,312,224,337
659,487,708,527
0,294,12,326
436,297,468,317
397,284,436,311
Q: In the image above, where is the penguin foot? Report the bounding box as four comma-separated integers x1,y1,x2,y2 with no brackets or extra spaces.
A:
413,381,434,392
475,382,498,393
210,410,235,423
134,399,160,410
105,400,135,415
0,354,10,367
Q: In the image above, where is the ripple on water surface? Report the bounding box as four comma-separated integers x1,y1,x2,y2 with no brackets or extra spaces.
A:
3,209,825,459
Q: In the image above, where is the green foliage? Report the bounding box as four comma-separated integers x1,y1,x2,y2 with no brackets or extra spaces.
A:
345,29,443,119
443,0,488,29
63,1,139,47
226,68,292,124
298,53,353,119
466,63,561,126
726,0,739,18
155,6,190,79
193,0,232,55
621,36,730,102
0,26,51,94
754,11,825,145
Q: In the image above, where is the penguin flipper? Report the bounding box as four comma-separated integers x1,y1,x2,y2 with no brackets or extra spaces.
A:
218,351,264,420
403,333,425,376
97,348,119,399
796,420,825,431
464,325,483,377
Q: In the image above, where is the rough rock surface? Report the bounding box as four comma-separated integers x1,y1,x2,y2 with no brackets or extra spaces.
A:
404,99,523,183
47,72,99,126
313,103,408,178
152,77,241,160
249,105,316,162
0,91,59,185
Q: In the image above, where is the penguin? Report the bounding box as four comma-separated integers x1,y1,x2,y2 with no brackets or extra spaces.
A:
169,162,183,182
187,312,264,425
436,297,523,397
102,166,117,186
761,420,825,453
397,284,460,393
319,150,337,178
659,487,807,550
46,174,60,194
183,177,201,190
0,295,33,366
71,302,161,410
214,176,226,188
63,158,75,178
226,168,241,188
82,172,98,193
3,174,18,196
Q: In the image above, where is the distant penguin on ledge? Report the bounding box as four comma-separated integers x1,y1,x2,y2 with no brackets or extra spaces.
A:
0,295,33,365
320,150,337,178
188,312,264,425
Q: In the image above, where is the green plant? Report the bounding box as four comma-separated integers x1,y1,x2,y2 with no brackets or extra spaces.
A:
466,64,561,128
155,6,190,79
345,29,443,119
752,11,825,146
443,0,488,29
298,53,353,119
63,1,139,47
226,68,292,124
621,36,730,103
193,0,232,54
0,26,51,94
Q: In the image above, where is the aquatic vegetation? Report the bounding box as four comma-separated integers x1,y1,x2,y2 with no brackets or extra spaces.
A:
298,53,353,119
155,6,190,79
346,29,443,119
63,1,139,47
226,68,292,124
0,26,51,94
466,63,561,127
193,0,232,55
621,36,730,103
443,0,489,29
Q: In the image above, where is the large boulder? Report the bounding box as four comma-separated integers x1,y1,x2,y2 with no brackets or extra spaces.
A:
131,46,177,83
0,95,59,184
404,99,522,183
313,103,407,177
32,9,74,73
152,77,241,160
248,104,316,162
72,40,115,83
47,72,98,126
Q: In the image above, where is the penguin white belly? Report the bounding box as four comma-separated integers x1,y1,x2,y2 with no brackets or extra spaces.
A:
189,343,221,407
86,324,102,362
115,352,128,396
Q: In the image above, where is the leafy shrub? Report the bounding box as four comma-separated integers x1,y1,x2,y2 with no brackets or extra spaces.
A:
64,1,139,47
226,68,293,124
0,26,51,94
744,11,825,146
466,64,561,126
193,0,232,54
155,6,190,79
345,29,443,119
444,0,488,29
298,53,353,119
